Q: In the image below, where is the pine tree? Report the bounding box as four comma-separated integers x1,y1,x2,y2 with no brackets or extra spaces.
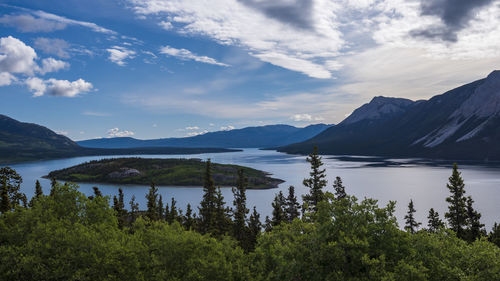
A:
264,216,272,232
427,208,444,233
232,169,249,246
0,183,10,213
445,163,468,239
0,167,24,212
113,188,126,229
158,195,164,220
92,186,103,198
465,196,485,242
198,159,217,234
248,206,262,251
35,180,43,198
271,191,286,227
489,223,500,247
333,176,346,199
302,146,327,212
50,178,57,196
184,203,194,230
404,199,421,234
146,182,159,221
167,197,179,224
285,186,300,222
129,195,139,223
215,187,231,236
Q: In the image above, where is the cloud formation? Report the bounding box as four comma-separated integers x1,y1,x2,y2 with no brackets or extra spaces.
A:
0,36,38,75
160,46,229,66
34,38,71,58
290,114,323,122
106,46,136,66
107,128,135,137
25,77,94,97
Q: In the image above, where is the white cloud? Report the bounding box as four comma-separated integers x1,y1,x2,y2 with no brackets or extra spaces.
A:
219,125,235,131
34,37,70,58
32,10,116,34
0,36,38,75
160,46,229,66
159,21,173,30
0,14,66,32
55,130,69,136
82,111,111,117
185,126,200,130
107,128,135,138
290,114,324,122
26,77,94,97
106,46,136,66
39,57,69,74
186,130,208,137
0,72,16,86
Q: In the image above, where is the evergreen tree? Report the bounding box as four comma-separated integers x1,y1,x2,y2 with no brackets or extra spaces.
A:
465,196,485,242
184,203,194,230
50,178,57,196
113,188,126,229
264,216,272,232
146,182,159,221
285,186,300,222
302,146,327,212
489,223,500,248
0,167,24,212
333,176,346,199
129,195,139,223
92,186,103,198
29,180,44,207
215,187,231,236
271,191,286,227
445,163,468,239
232,169,249,246
167,197,179,224
248,206,262,251
427,208,444,233
158,194,164,220
198,159,217,234
404,199,421,234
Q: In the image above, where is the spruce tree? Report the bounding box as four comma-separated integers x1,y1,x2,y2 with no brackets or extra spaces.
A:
29,180,43,207
271,191,286,227
129,195,139,223
264,216,272,232
0,167,24,211
465,196,485,242
198,159,217,234
158,194,164,220
184,203,194,230
0,184,10,213
333,176,346,199
92,187,103,198
167,197,179,224
215,187,231,236
248,206,262,251
146,182,159,221
445,163,468,239
285,186,300,222
404,199,421,234
489,223,500,247
113,188,126,228
232,169,249,246
302,146,327,212
50,178,57,196
427,208,444,233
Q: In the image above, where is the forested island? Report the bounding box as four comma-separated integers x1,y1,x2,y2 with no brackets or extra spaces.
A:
46,157,284,189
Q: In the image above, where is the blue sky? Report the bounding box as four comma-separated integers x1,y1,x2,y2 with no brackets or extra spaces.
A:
1,0,499,140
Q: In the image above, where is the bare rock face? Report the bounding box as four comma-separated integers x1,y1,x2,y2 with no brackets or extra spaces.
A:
341,96,415,125
107,168,142,179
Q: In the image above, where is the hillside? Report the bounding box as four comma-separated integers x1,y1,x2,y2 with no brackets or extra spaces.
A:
46,158,284,189
279,71,500,161
77,124,334,149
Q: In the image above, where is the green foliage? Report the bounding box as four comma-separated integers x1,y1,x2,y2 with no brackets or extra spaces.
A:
302,146,327,212
198,159,218,234
285,186,300,222
465,196,486,242
232,169,249,249
427,208,444,233
445,163,468,239
146,182,160,221
271,191,286,227
489,223,500,248
404,199,421,234
333,176,347,199
0,167,26,212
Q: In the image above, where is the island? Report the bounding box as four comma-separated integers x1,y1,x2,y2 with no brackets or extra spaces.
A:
46,157,284,189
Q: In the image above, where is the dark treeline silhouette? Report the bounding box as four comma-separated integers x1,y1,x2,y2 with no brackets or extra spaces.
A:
1,150,500,280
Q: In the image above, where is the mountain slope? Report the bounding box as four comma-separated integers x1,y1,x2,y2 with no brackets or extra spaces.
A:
78,124,333,149
279,71,500,160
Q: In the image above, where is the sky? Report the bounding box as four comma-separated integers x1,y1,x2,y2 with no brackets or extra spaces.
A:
0,0,499,140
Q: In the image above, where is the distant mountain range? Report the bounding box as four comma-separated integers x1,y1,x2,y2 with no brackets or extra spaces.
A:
77,124,333,149
279,70,500,161
0,115,239,163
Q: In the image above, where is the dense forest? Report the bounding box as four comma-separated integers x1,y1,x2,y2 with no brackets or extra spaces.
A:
1,150,500,280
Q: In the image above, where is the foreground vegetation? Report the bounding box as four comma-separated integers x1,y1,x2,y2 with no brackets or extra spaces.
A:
1,150,500,280
46,158,284,189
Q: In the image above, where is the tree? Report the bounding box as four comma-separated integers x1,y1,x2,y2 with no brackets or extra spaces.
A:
248,206,262,251
465,196,485,242
129,195,139,222
167,197,179,224
489,223,500,247
215,187,231,236
427,208,444,233
146,182,159,221
333,176,346,199
184,203,194,230
285,186,300,222
92,186,103,198
113,188,126,229
49,178,57,196
158,194,164,220
198,159,217,234
445,163,468,239
271,191,286,227
232,169,249,246
0,167,25,212
302,146,327,212
404,199,421,234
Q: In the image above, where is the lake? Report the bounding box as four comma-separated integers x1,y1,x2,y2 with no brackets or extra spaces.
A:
7,148,500,230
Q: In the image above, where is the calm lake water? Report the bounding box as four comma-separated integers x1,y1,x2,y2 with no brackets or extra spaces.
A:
7,148,500,230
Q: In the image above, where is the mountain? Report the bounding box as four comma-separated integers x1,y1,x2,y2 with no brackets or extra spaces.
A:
0,115,239,163
279,70,500,161
77,124,334,149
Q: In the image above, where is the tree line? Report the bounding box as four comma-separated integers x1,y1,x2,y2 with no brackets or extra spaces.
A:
1,149,500,280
